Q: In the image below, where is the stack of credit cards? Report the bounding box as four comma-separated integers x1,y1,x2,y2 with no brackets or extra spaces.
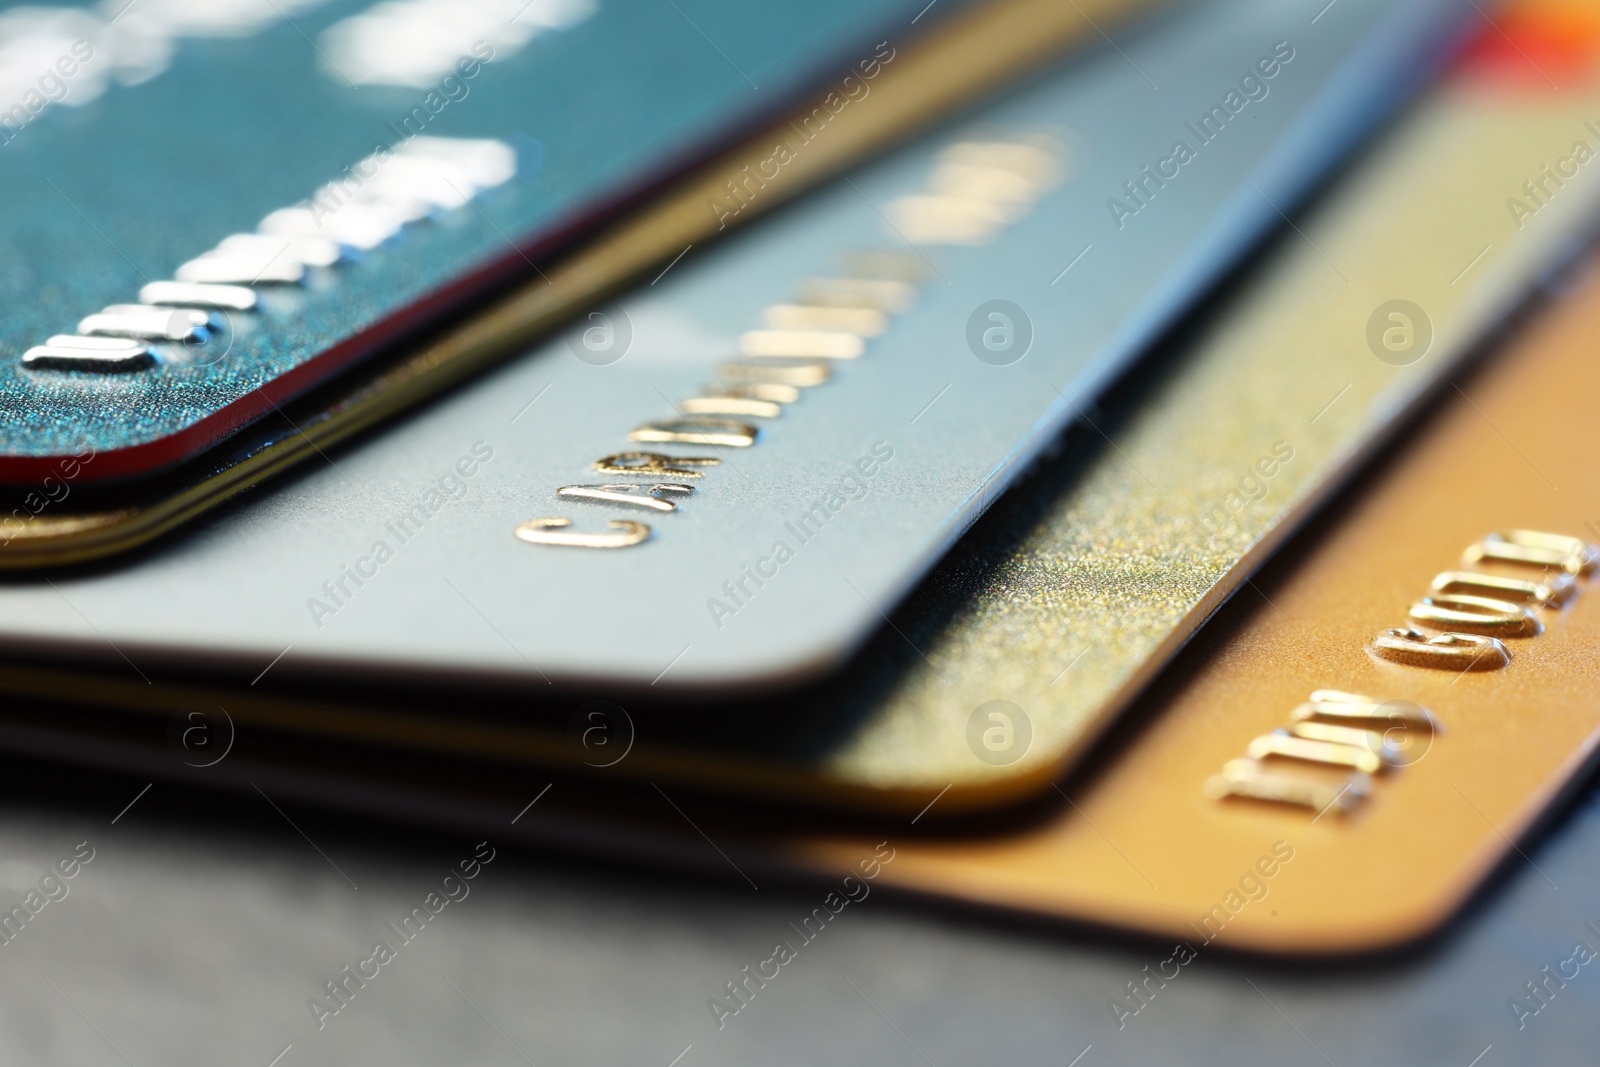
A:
9,0,1600,970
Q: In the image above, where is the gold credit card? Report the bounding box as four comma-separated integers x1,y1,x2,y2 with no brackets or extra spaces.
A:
794,236,1600,953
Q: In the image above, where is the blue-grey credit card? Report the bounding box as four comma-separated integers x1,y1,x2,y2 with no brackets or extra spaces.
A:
0,0,1464,690
0,0,949,483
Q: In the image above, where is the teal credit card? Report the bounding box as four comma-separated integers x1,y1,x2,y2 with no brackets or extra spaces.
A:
0,0,943,482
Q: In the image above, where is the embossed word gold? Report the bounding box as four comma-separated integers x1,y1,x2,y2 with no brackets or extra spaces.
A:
1369,529,1596,670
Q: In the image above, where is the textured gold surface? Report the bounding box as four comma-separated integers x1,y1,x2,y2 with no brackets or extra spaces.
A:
816,74,1600,802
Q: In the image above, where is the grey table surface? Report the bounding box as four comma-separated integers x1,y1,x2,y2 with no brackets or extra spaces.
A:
1,751,1596,1066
